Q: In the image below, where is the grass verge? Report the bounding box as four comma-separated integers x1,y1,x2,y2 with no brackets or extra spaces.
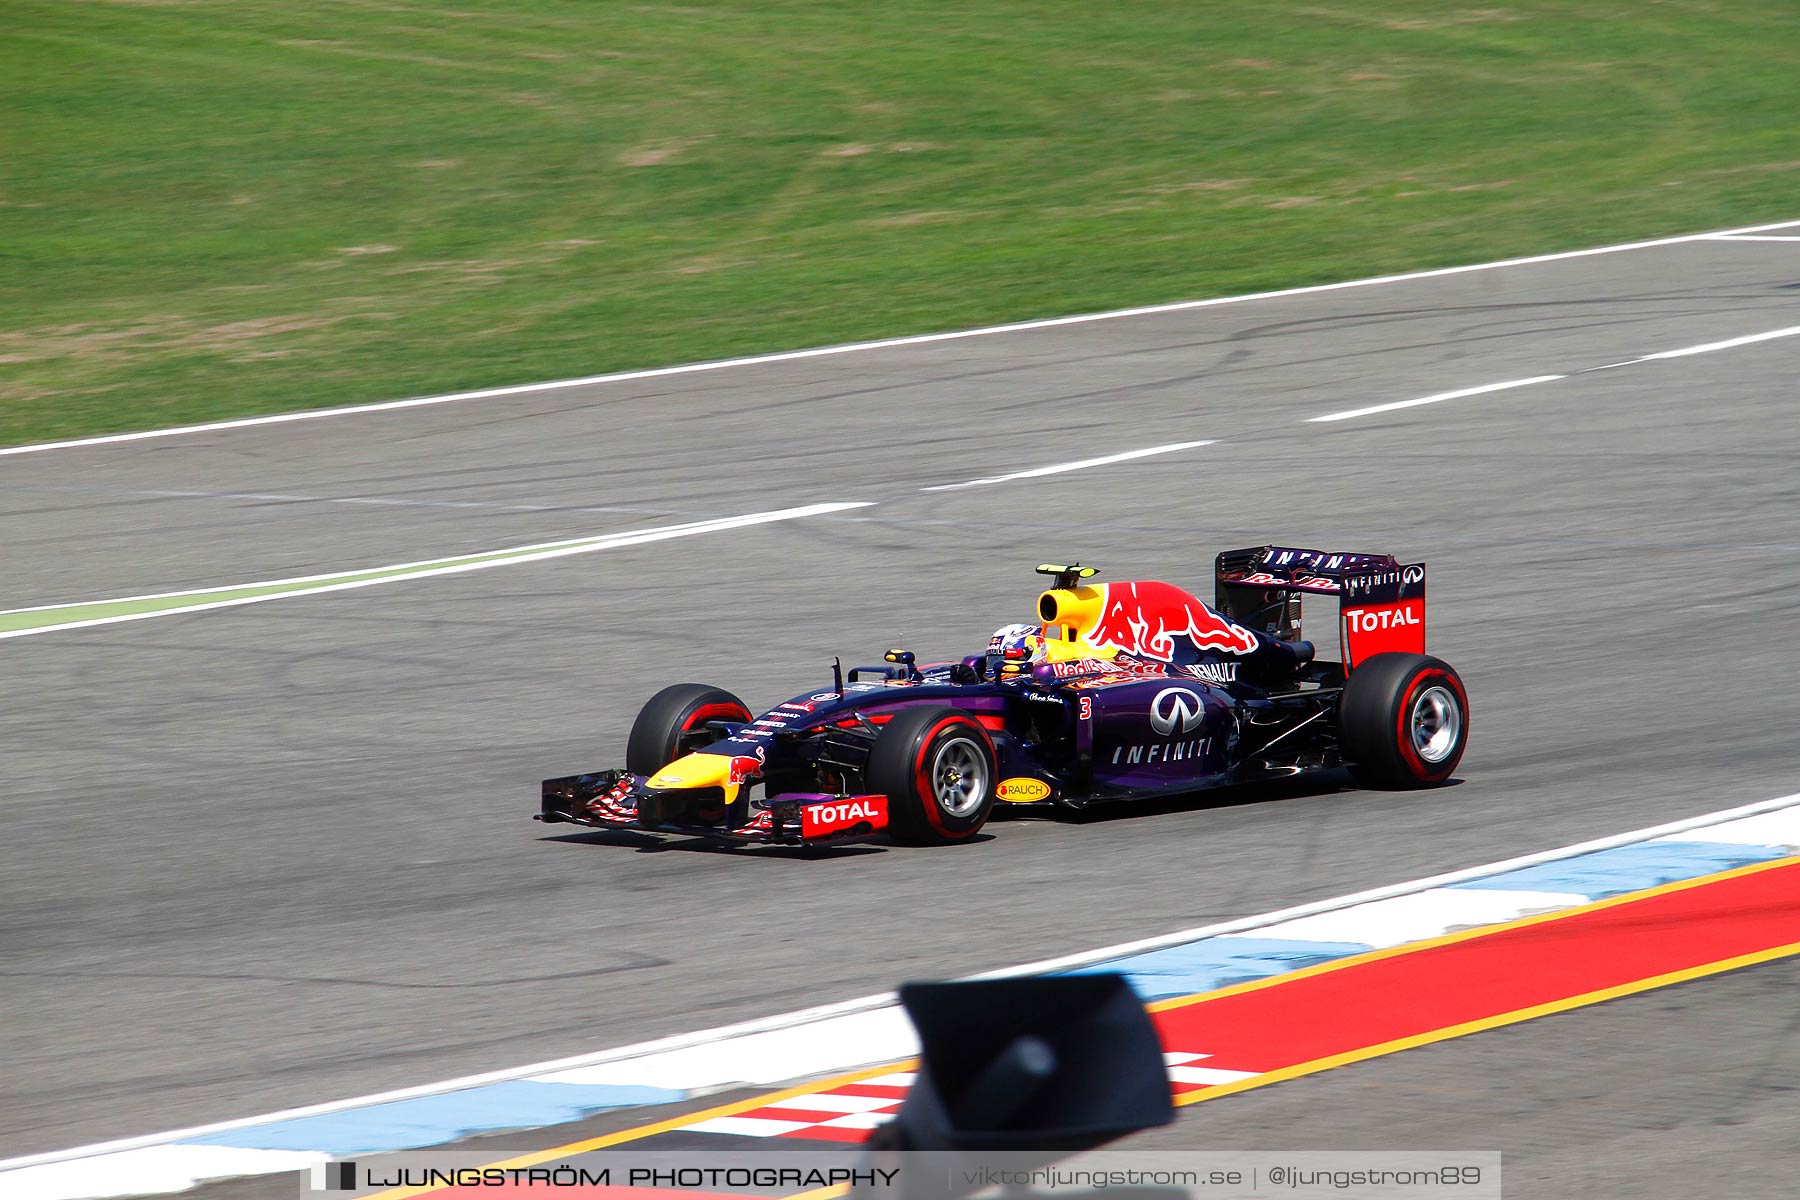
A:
4,1,1798,446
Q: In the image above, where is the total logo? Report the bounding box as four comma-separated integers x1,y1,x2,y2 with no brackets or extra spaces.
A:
811,799,881,823
1344,607,1422,633
1149,687,1207,736
801,795,888,837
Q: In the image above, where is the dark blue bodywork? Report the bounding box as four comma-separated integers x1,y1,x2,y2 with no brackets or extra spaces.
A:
537,551,1433,844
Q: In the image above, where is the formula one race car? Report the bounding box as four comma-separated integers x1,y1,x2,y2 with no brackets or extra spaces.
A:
538,548,1468,848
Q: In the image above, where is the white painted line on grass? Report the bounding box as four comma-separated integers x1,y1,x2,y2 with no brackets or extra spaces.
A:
918,440,1215,492
7,788,1795,1174
0,502,871,641
1307,376,1565,423
4,218,1798,460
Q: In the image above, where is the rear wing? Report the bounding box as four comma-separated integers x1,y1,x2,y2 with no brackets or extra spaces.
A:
1214,545,1426,671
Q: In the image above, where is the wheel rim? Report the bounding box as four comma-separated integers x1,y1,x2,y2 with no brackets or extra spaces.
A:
1410,685,1462,764
930,736,989,817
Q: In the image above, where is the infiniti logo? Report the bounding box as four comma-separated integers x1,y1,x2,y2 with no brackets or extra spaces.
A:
1149,687,1206,737
1402,564,1425,584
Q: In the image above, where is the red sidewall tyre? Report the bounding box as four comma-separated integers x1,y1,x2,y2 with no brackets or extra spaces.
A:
1339,653,1469,789
625,683,752,777
866,706,997,846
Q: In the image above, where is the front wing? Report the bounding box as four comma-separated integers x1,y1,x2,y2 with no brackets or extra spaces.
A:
537,771,889,847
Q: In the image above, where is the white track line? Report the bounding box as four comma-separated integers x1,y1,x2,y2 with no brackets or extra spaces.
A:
1701,234,1800,243
1620,322,1800,362
14,312,1797,631
1307,376,1565,424
5,788,1794,1173
1308,322,1800,423
0,503,870,641
3,218,1798,461
918,440,1215,492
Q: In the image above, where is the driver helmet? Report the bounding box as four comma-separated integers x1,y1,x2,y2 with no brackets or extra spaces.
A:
987,622,1046,674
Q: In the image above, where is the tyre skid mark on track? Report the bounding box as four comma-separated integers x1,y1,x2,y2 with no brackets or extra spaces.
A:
1306,322,1800,422
13,307,1798,637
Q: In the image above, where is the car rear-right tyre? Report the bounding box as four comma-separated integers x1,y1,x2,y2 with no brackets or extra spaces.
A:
865,706,997,845
1338,652,1469,788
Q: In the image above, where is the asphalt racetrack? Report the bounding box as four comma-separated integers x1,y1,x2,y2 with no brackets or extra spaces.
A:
4,230,1798,1193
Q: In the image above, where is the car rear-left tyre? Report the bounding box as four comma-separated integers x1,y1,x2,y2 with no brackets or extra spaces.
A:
625,683,753,776
865,706,997,846
1338,652,1469,788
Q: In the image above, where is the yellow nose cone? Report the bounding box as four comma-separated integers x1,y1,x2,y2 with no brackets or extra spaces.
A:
647,751,733,791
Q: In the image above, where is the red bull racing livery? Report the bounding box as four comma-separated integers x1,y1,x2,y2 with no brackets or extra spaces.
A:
538,550,1469,848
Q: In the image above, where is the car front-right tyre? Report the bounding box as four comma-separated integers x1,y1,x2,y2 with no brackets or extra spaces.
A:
624,683,753,777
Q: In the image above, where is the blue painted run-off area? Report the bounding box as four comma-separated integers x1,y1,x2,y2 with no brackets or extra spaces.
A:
1451,840,1785,899
1069,936,1372,1002
169,829,1797,1160
182,1081,684,1156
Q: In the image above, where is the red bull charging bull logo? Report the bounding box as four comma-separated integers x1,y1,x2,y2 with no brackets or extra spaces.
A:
1086,581,1260,660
